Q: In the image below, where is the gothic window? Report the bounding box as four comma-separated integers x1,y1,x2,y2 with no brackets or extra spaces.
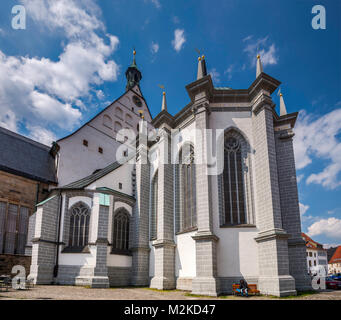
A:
178,144,196,232
150,172,158,240
68,202,90,248
125,114,133,126
223,136,246,225
112,210,130,253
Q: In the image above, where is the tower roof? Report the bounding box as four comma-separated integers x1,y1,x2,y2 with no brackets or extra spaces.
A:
125,49,142,91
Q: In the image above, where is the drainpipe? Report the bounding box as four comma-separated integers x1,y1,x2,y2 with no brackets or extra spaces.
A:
53,192,63,279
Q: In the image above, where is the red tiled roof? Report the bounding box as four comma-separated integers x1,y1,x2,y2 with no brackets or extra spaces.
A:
329,246,341,264
301,232,325,250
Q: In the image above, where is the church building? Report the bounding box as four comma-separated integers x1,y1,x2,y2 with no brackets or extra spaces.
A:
26,50,311,296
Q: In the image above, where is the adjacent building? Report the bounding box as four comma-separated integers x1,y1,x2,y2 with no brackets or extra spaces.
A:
0,127,56,274
301,233,328,275
328,246,341,274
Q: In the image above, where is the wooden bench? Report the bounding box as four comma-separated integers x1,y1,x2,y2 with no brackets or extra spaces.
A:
232,283,260,296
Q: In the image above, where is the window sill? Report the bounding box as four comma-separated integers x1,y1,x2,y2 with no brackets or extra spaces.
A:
62,246,91,253
176,227,198,235
220,224,256,228
110,249,132,256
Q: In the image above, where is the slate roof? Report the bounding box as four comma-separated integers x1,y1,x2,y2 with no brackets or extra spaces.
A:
61,155,133,189
0,126,57,184
329,246,341,264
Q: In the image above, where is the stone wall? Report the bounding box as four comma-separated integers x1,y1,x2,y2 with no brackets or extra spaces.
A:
0,254,31,276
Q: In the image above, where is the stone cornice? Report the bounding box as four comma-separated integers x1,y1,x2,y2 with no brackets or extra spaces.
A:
152,110,175,128
254,228,289,243
192,231,219,242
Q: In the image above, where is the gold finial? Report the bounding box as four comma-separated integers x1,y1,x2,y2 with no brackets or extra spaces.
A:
198,56,201,61
257,54,260,59
202,55,205,59
141,115,145,119
133,49,136,56
163,91,166,96
280,93,283,97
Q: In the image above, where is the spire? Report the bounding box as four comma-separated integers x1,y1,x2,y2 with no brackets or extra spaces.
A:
161,91,167,112
256,54,263,78
197,55,207,80
279,90,287,116
125,48,142,91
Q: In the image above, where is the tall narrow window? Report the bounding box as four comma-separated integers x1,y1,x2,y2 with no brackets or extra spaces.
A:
179,145,196,232
112,210,130,253
17,207,29,254
5,204,18,254
150,172,158,240
0,202,6,253
223,136,246,225
68,203,90,248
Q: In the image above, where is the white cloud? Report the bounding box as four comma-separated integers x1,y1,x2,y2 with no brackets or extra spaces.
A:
294,108,341,189
151,42,159,54
297,174,304,183
307,217,341,239
172,29,186,52
323,243,340,249
243,36,278,67
145,0,161,8
209,68,221,84
96,90,105,100
224,64,234,80
299,203,309,216
0,0,120,138
242,35,253,42
28,125,57,146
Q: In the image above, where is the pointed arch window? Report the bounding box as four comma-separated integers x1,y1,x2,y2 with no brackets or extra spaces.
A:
221,133,252,226
112,210,130,254
150,172,158,240
68,202,90,248
177,144,197,232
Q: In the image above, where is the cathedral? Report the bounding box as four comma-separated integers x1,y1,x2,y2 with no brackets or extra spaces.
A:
25,50,311,297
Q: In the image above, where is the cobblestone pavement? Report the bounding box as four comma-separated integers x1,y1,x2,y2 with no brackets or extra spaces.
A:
0,286,340,300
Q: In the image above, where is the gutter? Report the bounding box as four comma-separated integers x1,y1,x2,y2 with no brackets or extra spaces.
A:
53,192,63,279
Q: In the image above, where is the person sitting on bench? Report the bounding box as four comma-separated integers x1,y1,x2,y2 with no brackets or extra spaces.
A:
236,279,248,297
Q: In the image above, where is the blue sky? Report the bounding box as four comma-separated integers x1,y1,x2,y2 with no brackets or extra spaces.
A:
0,0,340,246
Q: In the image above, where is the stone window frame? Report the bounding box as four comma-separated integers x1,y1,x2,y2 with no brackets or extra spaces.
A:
150,171,158,240
62,192,93,253
111,207,131,255
63,201,91,253
218,127,255,228
175,143,197,234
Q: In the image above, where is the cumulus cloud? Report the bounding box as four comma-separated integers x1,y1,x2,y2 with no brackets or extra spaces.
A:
28,125,57,146
243,36,278,67
0,0,120,140
172,29,186,52
299,203,309,216
307,217,341,239
151,41,159,54
209,68,221,84
294,108,341,189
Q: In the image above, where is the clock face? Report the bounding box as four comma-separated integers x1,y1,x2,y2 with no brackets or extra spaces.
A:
132,95,142,107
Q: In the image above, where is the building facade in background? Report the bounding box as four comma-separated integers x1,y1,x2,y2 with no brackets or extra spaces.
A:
21,51,311,297
301,233,328,275
328,246,341,274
